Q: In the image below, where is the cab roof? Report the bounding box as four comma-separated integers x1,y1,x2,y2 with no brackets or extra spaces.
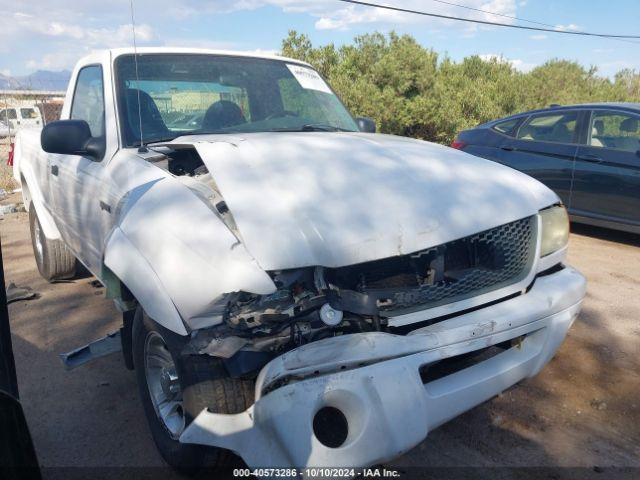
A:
77,47,311,69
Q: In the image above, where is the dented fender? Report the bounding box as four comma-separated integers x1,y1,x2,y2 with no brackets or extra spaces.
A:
103,176,276,334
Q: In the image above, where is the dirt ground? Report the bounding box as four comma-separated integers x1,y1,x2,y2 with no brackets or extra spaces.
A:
1,200,639,479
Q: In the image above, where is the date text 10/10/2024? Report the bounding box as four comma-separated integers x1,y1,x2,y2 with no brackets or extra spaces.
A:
233,468,402,478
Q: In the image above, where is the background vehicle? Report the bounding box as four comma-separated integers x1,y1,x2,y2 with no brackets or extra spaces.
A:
0,106,43,134
453,103,640,234
0,120,10,138
12,48,585,471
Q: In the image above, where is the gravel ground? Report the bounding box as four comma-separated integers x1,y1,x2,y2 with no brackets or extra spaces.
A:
1,205,639,479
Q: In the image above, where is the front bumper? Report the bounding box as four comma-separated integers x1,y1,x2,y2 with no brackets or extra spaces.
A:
180,266,586,468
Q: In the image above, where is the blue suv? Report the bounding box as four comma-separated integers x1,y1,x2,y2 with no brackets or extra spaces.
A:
453,103,640,234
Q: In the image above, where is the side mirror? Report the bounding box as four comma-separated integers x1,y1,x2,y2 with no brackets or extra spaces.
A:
356,117,376,133
41,120,104,160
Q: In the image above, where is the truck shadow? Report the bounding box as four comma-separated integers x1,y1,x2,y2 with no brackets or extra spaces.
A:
388,295,639,478
4,204,639,476
10,290,639,478
571,223,640,247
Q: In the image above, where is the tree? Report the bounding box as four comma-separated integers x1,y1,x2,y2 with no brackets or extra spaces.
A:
281,31,640,144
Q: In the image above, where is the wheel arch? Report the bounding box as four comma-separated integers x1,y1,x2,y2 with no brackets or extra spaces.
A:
20,175,32,209
103,227,189,336
19,172,61,240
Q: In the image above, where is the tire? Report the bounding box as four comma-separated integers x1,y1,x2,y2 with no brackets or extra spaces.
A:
29,203,76,282
132,307,254,472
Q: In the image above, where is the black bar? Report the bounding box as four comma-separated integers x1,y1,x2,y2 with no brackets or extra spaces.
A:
0,234,19,399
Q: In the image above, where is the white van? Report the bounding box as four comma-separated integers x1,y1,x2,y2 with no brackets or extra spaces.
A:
0,105,43,136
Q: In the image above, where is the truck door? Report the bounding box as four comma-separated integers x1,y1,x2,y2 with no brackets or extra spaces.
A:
496,110,582,207
49,65,113,274
570,109,640,228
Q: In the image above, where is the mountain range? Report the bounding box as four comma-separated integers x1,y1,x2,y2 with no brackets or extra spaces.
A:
0,70,71,91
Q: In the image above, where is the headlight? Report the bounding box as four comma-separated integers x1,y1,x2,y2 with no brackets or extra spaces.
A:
539,205,569,257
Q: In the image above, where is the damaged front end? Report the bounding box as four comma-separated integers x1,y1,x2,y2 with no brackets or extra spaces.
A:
183,266,380,377
184,215,537,379
179,265,586,468
115,140,583,468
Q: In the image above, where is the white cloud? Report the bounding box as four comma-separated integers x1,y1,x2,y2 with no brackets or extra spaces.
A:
314,5,409,31
17,21,156,71
256,0,519,31
479,53,536,72
134,1,521,44
509,58,536,72
164,38,239,50
481,0,517,18
1,69,10,76
0,12,155,46
555,23,581,32
26,52,84,71
0,0,520,51
597,59,638,78
0,3,157,72
479,54,500,61
3,0,633,80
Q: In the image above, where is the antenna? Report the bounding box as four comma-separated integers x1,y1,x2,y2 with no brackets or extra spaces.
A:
129,0,147,153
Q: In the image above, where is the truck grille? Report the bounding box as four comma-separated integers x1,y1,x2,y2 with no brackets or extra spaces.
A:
326,216,537,314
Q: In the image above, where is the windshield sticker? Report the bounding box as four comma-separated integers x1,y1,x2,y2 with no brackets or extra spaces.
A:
286,64,332,94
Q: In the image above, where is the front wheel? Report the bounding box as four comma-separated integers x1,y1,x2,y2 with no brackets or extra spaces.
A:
132,307,254,472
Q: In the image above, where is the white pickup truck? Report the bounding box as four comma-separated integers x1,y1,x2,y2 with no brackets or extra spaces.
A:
13,48,586,471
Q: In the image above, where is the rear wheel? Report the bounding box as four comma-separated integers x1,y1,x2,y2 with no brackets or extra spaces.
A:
132,307,254,472
29,203,76,282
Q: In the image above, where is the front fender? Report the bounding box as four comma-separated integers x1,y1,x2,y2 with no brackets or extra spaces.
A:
104,177,276,335
104,227,187,335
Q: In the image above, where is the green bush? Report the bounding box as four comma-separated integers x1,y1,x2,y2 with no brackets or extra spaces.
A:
281,31,640,144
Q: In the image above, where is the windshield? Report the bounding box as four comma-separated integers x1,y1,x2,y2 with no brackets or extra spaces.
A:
114,54,359,146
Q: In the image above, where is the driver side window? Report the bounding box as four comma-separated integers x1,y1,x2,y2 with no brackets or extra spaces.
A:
71,65,105,138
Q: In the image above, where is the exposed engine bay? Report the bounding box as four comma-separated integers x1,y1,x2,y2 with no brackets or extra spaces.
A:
147,143,241,235
182,267,384,376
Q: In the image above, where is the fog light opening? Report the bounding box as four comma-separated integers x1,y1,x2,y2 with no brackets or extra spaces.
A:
313,406,349,448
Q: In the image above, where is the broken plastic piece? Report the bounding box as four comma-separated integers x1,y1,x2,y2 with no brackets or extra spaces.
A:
59,331,122,370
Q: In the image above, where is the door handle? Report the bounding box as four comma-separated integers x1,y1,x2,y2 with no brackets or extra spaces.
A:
500,145,515,151
50,165,58,176
99,201,111,213
577,154,603,164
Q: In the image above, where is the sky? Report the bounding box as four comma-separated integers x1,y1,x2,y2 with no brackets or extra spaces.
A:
1,0,638,79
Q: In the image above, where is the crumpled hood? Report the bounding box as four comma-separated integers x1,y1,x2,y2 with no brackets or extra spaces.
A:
179,132,557,271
